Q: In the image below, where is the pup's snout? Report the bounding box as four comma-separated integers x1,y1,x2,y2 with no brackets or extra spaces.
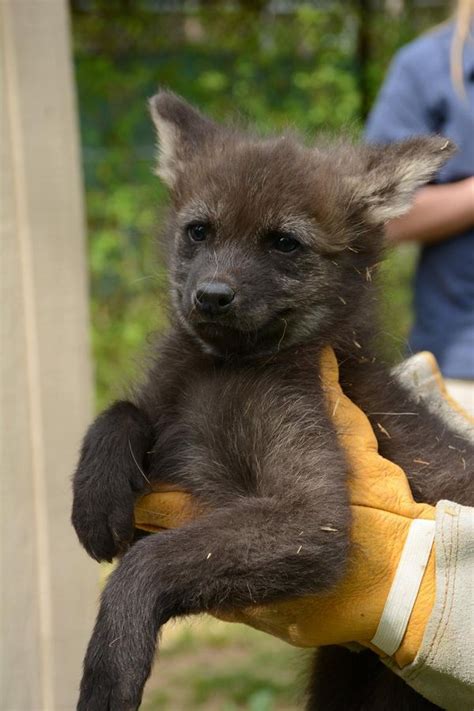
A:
194,282,235,316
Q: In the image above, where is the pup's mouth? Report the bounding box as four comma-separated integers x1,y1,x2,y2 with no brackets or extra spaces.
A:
188,310,293,358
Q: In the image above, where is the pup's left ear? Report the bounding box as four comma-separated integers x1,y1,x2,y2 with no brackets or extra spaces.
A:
149,90,219,189
347,137,456,224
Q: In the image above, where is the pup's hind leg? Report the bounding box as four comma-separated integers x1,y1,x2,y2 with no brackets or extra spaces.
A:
306,646,440,710
78,496,349,711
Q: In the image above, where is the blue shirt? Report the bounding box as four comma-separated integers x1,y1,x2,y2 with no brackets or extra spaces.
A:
365,24,474,379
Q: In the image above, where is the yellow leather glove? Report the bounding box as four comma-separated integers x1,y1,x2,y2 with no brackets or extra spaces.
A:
134,347,436,668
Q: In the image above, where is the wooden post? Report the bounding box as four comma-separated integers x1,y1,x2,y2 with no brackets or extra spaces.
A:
0,1,97,707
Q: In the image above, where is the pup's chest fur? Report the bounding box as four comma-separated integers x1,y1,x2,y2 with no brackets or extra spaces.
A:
142,330,348,508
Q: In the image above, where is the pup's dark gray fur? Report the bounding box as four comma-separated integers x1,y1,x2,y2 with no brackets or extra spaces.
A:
72,92,473,710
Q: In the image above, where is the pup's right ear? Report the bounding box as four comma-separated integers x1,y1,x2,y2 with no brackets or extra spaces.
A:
344,137,456,224
149,91,218,189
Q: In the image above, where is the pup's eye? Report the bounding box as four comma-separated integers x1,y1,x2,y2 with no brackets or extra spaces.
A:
187,223,209,243
268,231,301,253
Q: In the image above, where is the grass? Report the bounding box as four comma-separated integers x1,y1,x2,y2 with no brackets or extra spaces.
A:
141,617,307,710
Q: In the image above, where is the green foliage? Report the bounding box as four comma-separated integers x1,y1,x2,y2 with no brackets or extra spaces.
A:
71,0,447,410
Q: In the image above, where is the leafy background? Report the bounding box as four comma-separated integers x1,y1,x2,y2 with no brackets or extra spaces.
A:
71,1,449,707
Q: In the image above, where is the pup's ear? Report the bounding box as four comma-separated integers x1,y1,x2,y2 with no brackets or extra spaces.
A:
347,137,455,224
149,90,218,188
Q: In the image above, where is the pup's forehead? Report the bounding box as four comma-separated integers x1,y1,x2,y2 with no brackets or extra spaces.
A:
176,138,327,233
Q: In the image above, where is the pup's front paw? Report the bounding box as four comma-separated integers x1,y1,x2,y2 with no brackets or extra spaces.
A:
72,401,154,562
78,662,143,711
72,482,136,562
78,588,153,711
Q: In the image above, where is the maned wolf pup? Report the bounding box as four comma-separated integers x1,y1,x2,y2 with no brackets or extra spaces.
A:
72,92,473,710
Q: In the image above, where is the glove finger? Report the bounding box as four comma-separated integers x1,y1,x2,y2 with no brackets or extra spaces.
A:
134,491,199,531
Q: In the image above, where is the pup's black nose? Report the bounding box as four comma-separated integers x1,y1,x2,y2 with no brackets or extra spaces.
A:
194,282,235,315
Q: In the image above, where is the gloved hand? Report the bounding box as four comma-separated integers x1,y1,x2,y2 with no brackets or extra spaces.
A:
134,347,436,668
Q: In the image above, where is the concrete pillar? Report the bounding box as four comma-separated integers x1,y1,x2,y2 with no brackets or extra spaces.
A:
1,1,97,708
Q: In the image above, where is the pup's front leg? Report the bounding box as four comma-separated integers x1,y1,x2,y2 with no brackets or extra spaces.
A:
78,494,349,710
72,401,154,562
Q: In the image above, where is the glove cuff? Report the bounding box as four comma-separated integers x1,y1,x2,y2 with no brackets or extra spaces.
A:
369,518,436,667
394,543,436,667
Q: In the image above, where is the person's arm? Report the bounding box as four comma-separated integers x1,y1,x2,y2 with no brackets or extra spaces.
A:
385,178,474,244
365,47,474,246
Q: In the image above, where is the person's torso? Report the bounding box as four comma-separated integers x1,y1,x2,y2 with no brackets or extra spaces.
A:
367,24,474,378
